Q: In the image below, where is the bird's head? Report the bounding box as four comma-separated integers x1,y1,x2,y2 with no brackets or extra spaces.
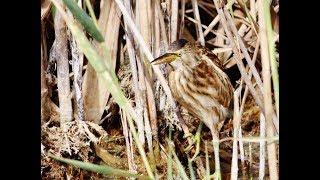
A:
151,39,194,69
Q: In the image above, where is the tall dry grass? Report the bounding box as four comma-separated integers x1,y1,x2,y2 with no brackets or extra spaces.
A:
41,0,279,179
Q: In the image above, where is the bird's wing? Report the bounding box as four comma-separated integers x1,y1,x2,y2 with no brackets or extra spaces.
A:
192,60,233,109
193,43,225,69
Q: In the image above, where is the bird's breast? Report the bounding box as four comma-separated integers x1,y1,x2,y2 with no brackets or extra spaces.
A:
168,62,233,123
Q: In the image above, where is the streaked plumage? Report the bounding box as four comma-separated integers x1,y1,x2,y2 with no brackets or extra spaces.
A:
152,39,233,178
154,39,233,130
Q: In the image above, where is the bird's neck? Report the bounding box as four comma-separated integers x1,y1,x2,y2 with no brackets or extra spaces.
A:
171,52,199,71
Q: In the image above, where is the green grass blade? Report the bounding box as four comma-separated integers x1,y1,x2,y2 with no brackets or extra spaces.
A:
62,0,104,42
205,141,210,180
172,151,190,180
263,0,279,117
188,158,196,180
167,127,173,180
48,153,141,178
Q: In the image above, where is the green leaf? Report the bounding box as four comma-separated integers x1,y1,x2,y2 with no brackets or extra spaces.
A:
48,153,142,178
62,0,104,42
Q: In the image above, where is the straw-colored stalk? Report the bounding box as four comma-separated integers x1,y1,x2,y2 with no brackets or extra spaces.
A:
171,0,178,42
258,0,278,179
264,0,279,117
259,113,266,180
136,0,155,157
184,16,228,41
191,0,205,46
123,0,144,148
120,109,137,174
203,15,220,37
231,88,241,180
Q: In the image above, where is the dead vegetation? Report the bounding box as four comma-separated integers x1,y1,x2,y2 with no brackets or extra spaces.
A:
41,0,279,179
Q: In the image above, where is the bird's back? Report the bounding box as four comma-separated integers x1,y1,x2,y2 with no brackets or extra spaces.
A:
168,44,233,128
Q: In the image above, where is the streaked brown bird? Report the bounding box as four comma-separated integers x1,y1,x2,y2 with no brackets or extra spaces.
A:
152,39,233,179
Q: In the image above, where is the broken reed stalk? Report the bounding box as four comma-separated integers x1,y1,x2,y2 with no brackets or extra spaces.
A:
258,0,278,179
53,6,73,127
50,0,154,178
70,33,85,121
67,6,85,122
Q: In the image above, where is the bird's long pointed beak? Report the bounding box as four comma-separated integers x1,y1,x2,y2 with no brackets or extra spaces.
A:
151,53,180,65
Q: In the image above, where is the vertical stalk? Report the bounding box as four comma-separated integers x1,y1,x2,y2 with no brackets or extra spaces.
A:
258,0,278,179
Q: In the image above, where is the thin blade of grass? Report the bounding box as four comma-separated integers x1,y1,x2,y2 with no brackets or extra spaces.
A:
188,157,196,180
205,141,210,180
84,0,98,27
263,0,279,117
167,127,173,180
172,151,190,180
48,153,142,178
62,0,103,42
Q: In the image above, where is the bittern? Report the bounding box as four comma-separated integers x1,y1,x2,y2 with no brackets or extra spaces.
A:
152,39,233,179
